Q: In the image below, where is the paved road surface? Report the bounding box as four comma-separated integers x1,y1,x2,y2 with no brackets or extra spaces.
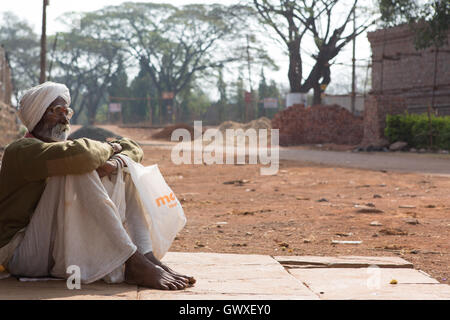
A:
139,140,449,176
279,148,450,175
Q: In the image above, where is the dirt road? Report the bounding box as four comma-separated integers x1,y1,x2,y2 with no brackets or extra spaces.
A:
68,125,450,283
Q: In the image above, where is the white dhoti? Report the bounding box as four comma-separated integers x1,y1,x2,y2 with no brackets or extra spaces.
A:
6,170,154,284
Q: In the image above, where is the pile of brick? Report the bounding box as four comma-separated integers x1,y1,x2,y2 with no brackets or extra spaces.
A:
272,104,364,146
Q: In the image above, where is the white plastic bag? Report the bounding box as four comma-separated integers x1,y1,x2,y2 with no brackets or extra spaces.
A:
119,155,187,260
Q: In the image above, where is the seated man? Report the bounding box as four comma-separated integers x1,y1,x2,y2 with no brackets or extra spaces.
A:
0,82,195,290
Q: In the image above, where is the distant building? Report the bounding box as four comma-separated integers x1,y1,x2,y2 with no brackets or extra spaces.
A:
367,24,450,115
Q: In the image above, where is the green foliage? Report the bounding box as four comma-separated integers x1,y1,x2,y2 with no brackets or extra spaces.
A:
0,12,40,101
257,69,281,118
377,0,449,49
385,113,450,150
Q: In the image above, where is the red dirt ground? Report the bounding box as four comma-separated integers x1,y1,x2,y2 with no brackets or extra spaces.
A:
2,125,448,284
106,127,449,284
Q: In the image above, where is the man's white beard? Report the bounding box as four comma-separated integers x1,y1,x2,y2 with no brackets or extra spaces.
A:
51,124,71,142
38,123,71,142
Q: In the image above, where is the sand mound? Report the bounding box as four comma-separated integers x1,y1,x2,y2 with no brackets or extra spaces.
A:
218,117,272,133
68,126,122,142
152,123,202,141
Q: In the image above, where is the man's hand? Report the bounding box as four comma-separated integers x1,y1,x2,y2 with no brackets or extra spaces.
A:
96,159,118,178
108,142,122,154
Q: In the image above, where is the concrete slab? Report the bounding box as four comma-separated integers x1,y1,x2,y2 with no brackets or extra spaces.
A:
288,268,450,300
138,252,319,300
0,277,137,300
0,253,446,300
163,252,280,266
274,256,413,268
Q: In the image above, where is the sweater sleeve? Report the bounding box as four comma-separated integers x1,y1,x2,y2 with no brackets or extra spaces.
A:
111,138,144,163
17,138,115,181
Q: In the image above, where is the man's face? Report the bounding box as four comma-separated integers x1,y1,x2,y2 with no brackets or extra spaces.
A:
32,96,73,142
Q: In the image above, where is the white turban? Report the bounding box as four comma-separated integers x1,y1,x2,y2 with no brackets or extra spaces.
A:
18,82,71,132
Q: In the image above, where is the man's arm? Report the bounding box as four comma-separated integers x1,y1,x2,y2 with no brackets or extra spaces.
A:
15,138,116,181
109,138,144,163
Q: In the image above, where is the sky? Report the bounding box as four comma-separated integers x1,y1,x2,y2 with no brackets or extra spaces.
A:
0,0,379,95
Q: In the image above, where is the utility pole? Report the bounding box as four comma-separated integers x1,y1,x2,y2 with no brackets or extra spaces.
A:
40,0,49,84
351,6,356,114
245,35,253,122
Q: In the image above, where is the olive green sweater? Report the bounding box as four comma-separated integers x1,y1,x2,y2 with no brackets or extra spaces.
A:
0,137,143,249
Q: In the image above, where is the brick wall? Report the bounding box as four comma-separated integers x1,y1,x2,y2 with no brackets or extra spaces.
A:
361,95,407,147
368,24,450,115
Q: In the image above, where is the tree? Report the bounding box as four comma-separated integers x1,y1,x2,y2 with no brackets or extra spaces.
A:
128,65,159,124
252,0,375,104
216,67,228,123
50,13,126,125
258,68,281,117
378,0,449,49
107,56,130,123
80,3,241,123
234,73,246,122
0,12,40,104
83,2,276,124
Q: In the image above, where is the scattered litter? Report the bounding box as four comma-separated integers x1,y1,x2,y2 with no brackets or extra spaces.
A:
399,205,416,209
278,242,289,248
317,198,329,202
232,243,247,247
384,244,404,250
425,205,436,208
370,221,383,226
303,239,312,243
405,218,419,225
365,203,376,207
356,208,384,214
296,196,310,200
405,212,417,218
379,228,408,236
331,240,362,245
194,241,205,248
390,279,398,285
232,210,254,216
216,222,228,225
410,249,420,254
223,179,250,186
335,232,353,237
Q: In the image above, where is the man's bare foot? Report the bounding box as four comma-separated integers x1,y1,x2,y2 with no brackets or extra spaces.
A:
145,251,196,285
124,251,188,290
